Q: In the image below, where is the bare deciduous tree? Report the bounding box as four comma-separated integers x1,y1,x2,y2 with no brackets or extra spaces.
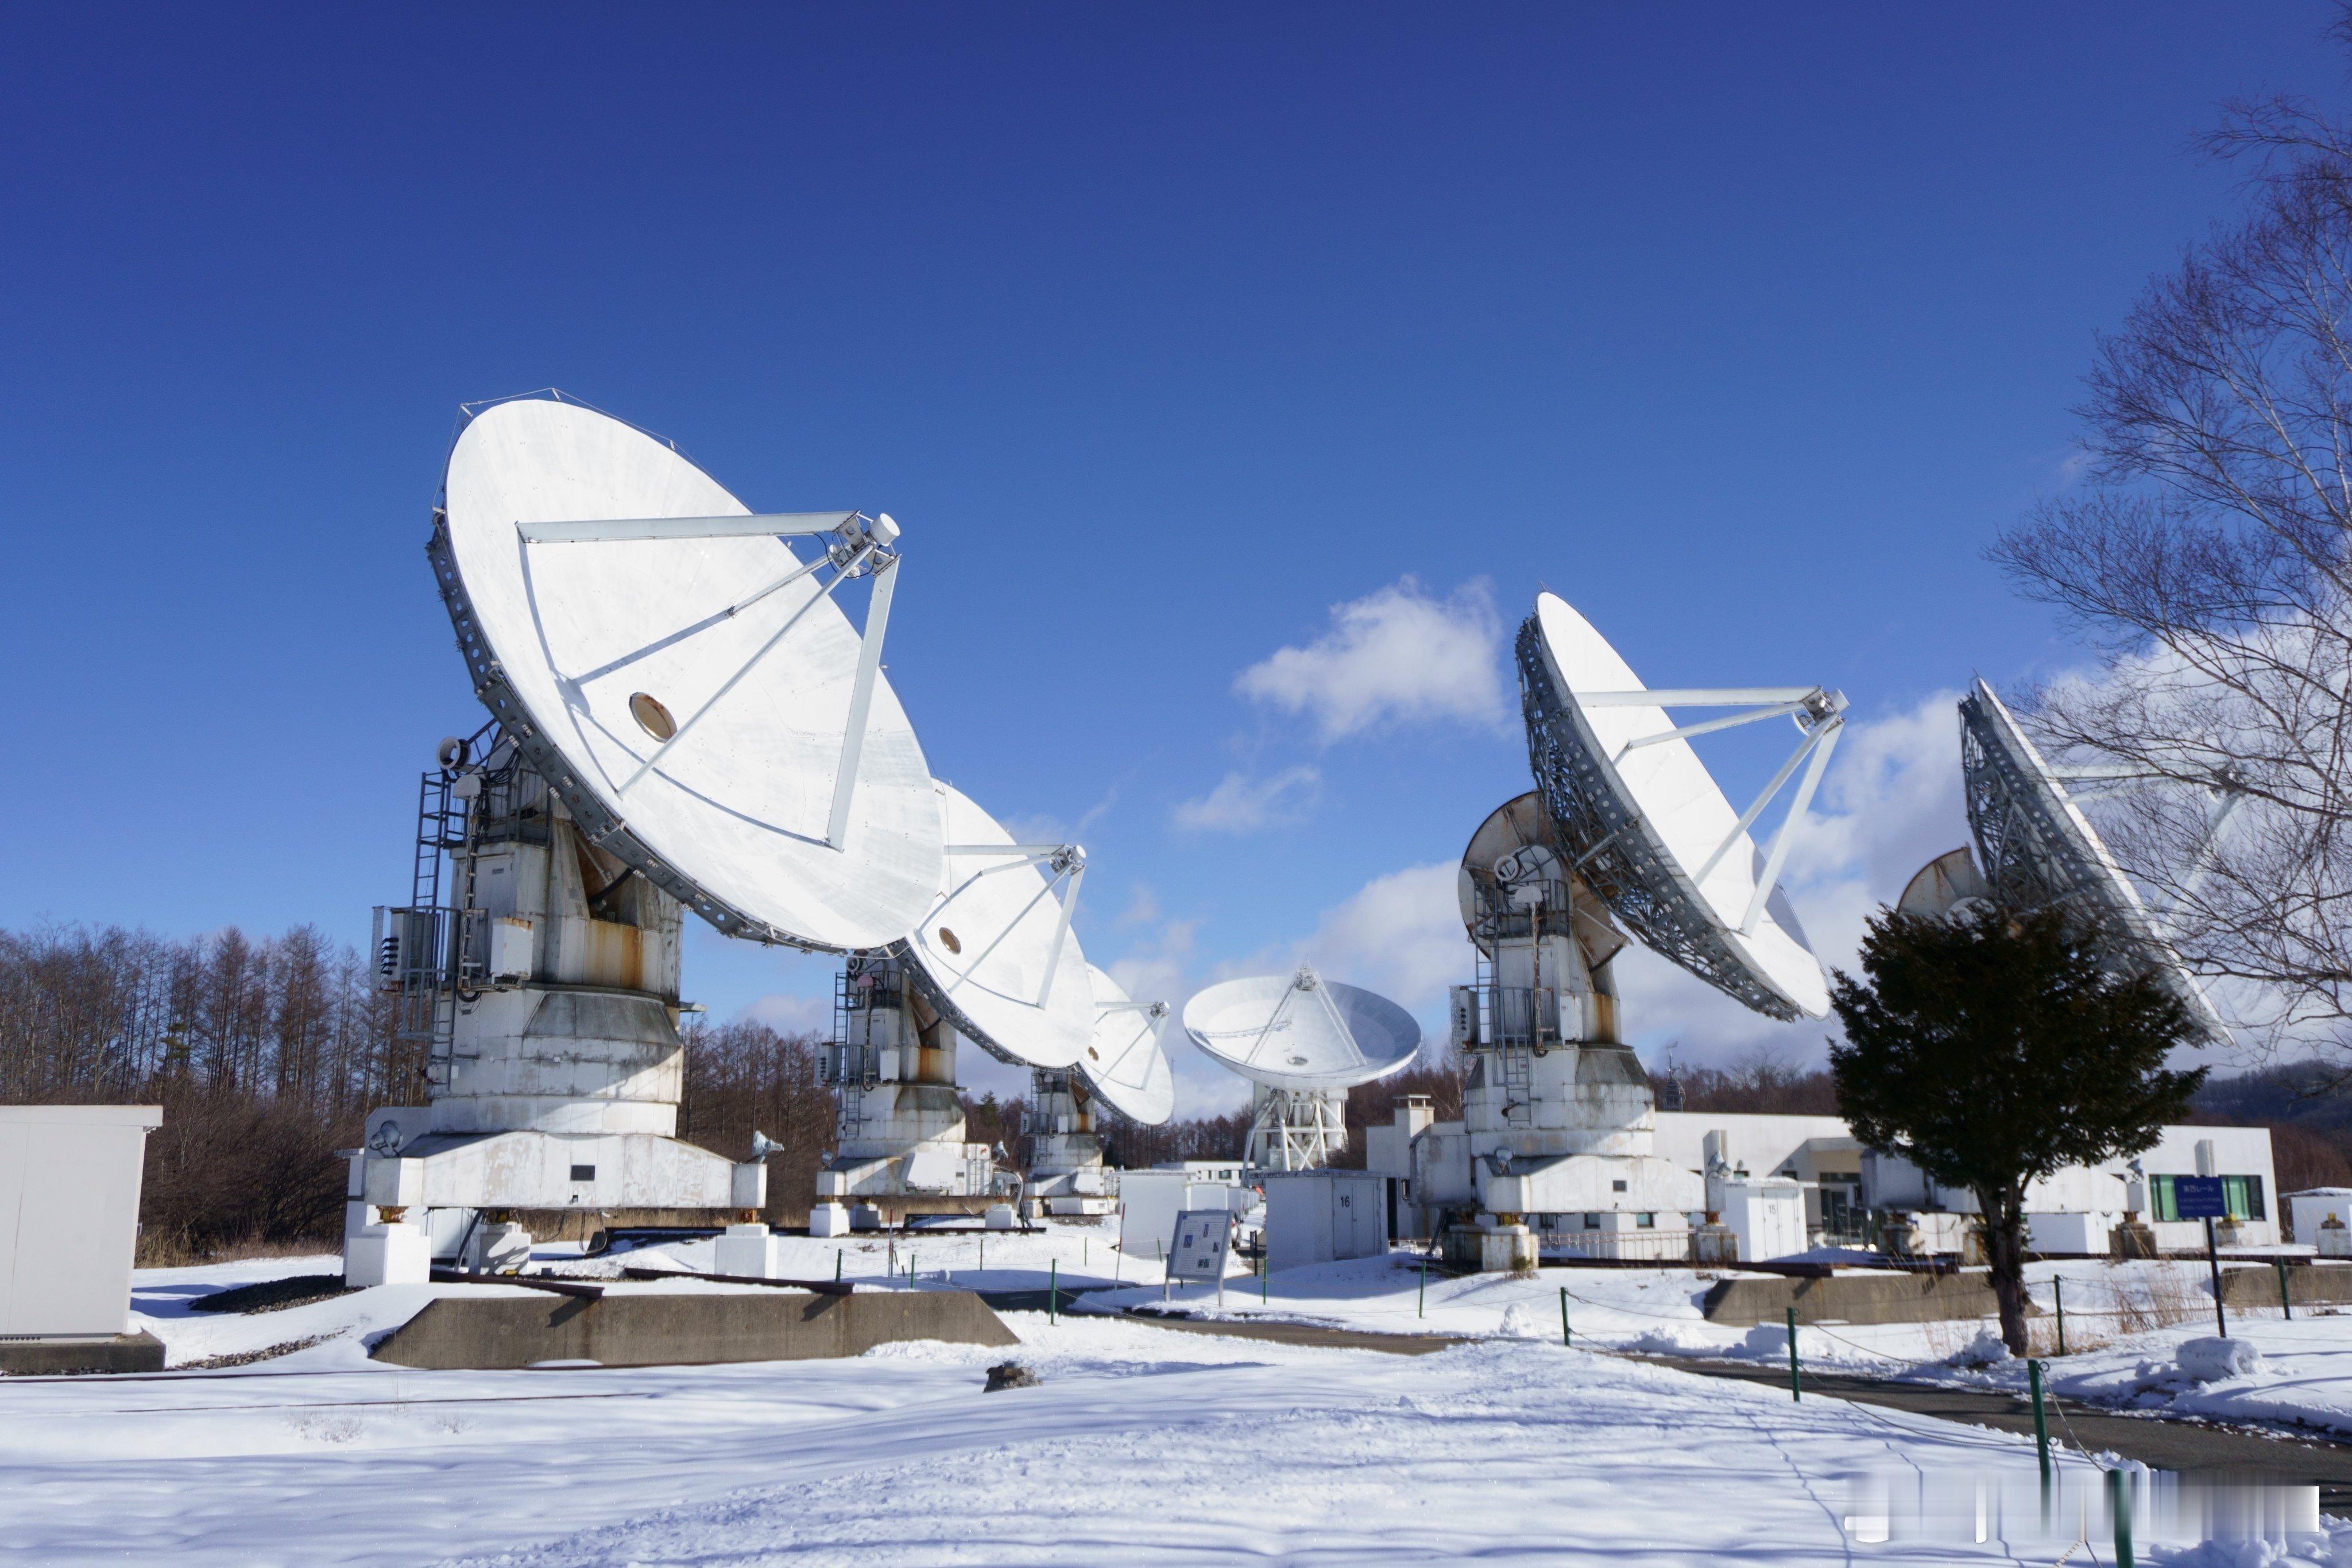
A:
1993,33,2352,1063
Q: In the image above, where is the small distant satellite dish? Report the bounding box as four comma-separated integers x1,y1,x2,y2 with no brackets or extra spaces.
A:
1456,791,1628,968
749,1130,783,1160
366,1117,407,1157
1896,847,1994,922
1080,965,1176,1126
1182,967,1420,1093
1517,593,1838,1020
895,781,1091,1069
433,394,943,953
1960,679,2229,1042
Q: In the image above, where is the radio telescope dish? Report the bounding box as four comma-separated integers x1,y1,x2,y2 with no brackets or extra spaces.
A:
1456,791,1629,967
895,781,1091,1069
1897,847,1993,921
1959,680,2229,1042
432,394,942,953
1517,593,1839,1020
1080,965,1175,1126
1181,967,1420,1093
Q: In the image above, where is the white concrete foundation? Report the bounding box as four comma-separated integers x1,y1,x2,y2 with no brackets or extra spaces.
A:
346,1221,431,1287
808,1203,851,1238
714,1222,780,1279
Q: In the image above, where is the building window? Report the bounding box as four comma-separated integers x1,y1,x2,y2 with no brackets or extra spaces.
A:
1611,1179,1628,1193
1635,1213,1655,1229
1583,1213,1601,1230
2150,1174,2177,1222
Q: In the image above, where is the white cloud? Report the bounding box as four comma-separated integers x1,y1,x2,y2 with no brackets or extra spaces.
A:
1235,577,1509,741
744,992,831,1036
1171,765,1321,833
1293,862,1475,1023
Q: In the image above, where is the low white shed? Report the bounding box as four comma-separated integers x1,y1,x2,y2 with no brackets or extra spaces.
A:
0,1105,161,1339
1263,1170,1388,1273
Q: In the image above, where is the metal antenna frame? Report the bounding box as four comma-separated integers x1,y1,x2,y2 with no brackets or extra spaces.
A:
1959,684,2235,1040
936,842,1088,1005
516,511,900,851
1582,686,1847,936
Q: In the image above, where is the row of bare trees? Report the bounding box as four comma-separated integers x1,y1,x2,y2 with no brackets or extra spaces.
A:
1998,22,2352,1071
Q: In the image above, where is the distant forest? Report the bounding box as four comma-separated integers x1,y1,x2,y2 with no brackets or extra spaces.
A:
6,920,2347,1259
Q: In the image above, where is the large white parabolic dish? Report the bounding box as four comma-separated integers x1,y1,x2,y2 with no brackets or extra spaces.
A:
1081,965,1176,1126
1518,593,1830,1019
1181,968,1420,1094
1960,680,2230,1042
894,781,1092,1070
434,396,943,953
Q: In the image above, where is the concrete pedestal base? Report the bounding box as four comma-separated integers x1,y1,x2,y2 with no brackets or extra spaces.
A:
1480,1224,1537,1273
463,1221,532,1274
0,1331,165,1375
346,1221,431,1287
1692,1224,1739,1266
714,1222,780,1279
849,1204,884,1232
984,1203,1018,1231
808,1203,851,1238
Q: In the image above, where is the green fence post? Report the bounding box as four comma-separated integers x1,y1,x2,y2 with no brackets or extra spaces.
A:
2055,1277,2066,1356
2278,1257,2293,1321
2028,1359,2052,1486
1260,1255,1268,1304
1560,1287,1571,1348
1785,1306,1800,1401
1049,1259,1059,1324
1419,1259,1427,1319
979,1235,985,1273
834,1251,842,1284
2110,1468,2134,1568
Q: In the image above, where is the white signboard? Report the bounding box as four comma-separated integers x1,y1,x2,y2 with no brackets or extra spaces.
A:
1169,1208,1230,1282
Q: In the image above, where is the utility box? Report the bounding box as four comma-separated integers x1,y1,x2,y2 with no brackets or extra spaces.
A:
0,1105,162,1338
1707,1174,1806,1263
1263,1170,1388,1273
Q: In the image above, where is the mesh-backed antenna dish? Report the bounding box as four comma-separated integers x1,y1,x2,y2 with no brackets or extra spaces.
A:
1080,965,1175,1126
1960,680,2229,1042
895,781,1091,1069
1897,847,1993,921
1518,593,1833,1019
1456,791,1629,967
432,395,942,953
1181,967,1420,1093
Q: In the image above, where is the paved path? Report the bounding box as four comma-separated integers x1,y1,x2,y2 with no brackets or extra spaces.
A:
1645,1355,2352,1513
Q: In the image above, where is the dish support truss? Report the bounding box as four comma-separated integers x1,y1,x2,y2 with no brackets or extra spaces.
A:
1514,617,1840,1023
427,506,899,955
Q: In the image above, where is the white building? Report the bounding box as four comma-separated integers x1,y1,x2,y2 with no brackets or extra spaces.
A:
1372,1101,2278,1260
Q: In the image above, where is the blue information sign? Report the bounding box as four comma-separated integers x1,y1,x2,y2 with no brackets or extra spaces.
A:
2173,1175,2229,1220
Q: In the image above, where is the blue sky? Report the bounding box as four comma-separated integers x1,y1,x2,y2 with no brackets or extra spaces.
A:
1,5,2334,1108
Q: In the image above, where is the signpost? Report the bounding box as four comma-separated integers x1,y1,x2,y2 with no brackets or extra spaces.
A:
2172,1175,2230,1339
1170,1209,1232,1306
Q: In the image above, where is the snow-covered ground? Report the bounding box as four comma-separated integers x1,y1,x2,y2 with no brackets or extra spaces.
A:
0,1239,2343,1563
